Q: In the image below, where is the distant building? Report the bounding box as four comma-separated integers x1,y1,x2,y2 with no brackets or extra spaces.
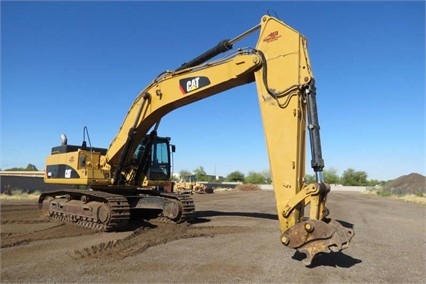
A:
0,171,73,193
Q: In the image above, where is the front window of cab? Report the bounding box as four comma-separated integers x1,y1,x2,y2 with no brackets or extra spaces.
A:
148,141,171,180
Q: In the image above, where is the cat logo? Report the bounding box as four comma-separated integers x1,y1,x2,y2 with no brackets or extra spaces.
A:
65,169,72,178
179,76,211,94
263,31,281,43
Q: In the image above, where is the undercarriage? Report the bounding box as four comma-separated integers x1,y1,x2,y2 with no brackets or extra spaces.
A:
38,188,195,231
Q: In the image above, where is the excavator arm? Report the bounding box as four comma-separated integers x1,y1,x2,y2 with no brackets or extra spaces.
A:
255,17,354,263
103,15,354,264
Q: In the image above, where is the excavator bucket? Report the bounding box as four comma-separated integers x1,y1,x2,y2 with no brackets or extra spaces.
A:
281,218,354,265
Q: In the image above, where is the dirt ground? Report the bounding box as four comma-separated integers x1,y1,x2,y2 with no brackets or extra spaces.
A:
1,190,425,283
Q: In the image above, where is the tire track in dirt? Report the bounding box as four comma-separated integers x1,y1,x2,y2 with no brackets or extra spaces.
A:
1,202,98,248
1,223,98,248
1,201,255,259
67,221,255,260
1,203,52,247
1,219,49,224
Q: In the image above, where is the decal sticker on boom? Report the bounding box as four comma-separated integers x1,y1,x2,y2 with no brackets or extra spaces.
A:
179,76,211,94
263,31,281,43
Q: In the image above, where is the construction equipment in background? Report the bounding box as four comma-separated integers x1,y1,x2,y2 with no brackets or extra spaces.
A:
174,174,212,194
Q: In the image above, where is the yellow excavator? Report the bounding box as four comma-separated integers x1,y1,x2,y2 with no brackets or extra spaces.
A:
174,174,211,194
39,15,354,265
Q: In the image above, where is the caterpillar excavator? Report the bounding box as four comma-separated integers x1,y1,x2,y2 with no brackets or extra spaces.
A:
39,15,354,265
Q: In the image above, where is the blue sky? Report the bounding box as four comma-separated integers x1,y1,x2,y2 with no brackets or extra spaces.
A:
1,1,425,181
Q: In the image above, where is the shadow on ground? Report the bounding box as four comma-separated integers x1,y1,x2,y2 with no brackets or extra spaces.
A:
293,250,362,268
194,210,278,220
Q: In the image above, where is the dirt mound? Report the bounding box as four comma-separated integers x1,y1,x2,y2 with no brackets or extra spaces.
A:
235,184,260,191
383,173,426,195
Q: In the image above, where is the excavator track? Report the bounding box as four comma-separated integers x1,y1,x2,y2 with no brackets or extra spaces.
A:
39,189,195,231
157,192,195,223
39,189,131,232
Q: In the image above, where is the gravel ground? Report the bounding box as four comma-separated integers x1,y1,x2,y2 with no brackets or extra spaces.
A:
1,190,425,283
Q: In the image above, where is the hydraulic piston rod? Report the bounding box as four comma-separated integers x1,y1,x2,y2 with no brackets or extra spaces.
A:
305,80,325,183
175,24,261,72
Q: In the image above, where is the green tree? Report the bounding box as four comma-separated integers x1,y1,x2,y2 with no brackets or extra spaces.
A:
323,167,340,184
5,163,38,171
226,171,245,182
178,170,192,180
368,179,385,186
5,167,23,171
341,168,368,186
193,166,207,181
26,163,38,171
261,169,272,183
170,169,190,181
245,171,266,184
304,174,315,184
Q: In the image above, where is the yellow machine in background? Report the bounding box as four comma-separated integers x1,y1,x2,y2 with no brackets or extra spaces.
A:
40,15,354,265
174,174,211,194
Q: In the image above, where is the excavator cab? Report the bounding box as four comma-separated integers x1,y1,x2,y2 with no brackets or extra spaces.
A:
127,133,173,187
145,136,172,181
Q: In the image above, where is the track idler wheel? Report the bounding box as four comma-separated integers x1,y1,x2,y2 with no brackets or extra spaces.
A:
281,218,354,266
162,199,183,221
40,196,54,216
97,204,111,224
